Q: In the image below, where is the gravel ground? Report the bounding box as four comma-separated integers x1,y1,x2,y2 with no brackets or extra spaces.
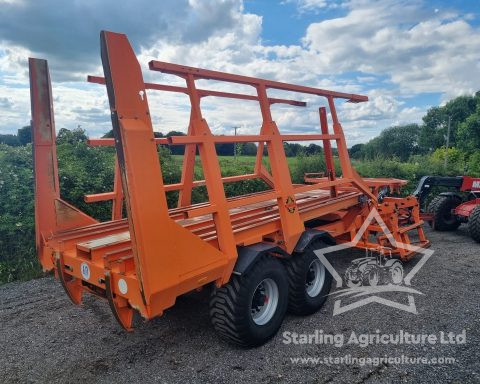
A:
0,226,479,384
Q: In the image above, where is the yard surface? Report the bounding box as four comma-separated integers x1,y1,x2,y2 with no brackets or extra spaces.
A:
0,226,479,383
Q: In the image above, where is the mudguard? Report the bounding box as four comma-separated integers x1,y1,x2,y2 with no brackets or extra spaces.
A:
439,191,462,200
233,229,336,276
293,228,336,253
233,243,289,275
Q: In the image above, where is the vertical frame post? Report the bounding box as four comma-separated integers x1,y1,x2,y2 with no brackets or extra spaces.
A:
327,97,376,202
319,107,337,197
177,112,197,207
256,83,304,252
184,74,238,282
29,58,59,271
112,156,124,220
100,31,232,311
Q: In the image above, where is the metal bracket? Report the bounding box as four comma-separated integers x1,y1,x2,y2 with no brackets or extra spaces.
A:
105,272,134,331
55,252,83,305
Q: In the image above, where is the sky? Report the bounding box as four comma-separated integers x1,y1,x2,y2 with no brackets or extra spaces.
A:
0,0,479,145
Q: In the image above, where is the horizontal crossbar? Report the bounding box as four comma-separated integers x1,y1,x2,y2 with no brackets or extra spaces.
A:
88,76,306,106
167,134,341,144
88,134,342,148
148,61,368,103
87,138,169,146
84,174,262,203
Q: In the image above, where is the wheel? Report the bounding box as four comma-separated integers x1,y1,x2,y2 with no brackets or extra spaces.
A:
388,260,404,284
344,265,362,288
209,256,288,347
285,242,332,316
428,195,462,231
362,265,379,286
468,205,480,243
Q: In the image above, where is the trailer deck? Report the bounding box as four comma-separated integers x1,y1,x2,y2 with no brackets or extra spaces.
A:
51,187,362,258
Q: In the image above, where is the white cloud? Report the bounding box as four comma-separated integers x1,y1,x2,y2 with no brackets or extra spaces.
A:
303,0,480,98
285,0,338,13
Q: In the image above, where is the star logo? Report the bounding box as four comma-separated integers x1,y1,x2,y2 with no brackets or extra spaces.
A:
314,207,433,315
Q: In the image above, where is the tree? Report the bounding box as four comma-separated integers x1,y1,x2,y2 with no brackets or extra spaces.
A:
166,130,186,155
420,93,479,152
215,141,235,156
17,125,32,145
362,124,421,161
0,134,20,146
349,143,365,159
102,130,114,138
283,142,304,157
305,143,322,156
56,127,88,145
457,104,480,153
241,142,257,156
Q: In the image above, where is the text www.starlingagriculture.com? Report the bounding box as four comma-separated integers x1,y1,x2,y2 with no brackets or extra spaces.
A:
289,355,456,366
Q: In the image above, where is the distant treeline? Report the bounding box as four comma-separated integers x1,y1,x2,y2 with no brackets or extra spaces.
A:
102,129,324,157
349,92,480,162
0,125,32,146
2,124,325,157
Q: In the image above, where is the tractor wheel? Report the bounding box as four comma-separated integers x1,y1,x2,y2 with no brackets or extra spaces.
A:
285,243,332,316
468,205,480,243
209,256,288,347
344,266,362,288
428,195,462,231
362,265,380,286
388,260,404,285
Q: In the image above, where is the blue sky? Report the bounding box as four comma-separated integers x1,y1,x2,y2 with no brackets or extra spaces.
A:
0,0,479,145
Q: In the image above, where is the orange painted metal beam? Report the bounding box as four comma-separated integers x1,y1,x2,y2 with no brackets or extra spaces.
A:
177,113,197,207
88,75,307,106
319,107,337,197
87,137,169,146
167,133,340,145
30,58,97,272
255,82,305,252
164,173,259,192
149,60,368,103
29,58,59,271
100,31,232,315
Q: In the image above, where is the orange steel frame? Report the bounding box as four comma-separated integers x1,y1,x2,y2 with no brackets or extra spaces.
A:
30,31,429,330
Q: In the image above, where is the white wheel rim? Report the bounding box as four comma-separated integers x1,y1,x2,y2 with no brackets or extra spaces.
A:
251,278,279,326
370,270,379,286
391,266,403,284
306,259,326,298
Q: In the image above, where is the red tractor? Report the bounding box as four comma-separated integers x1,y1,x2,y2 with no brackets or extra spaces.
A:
413,176,480,242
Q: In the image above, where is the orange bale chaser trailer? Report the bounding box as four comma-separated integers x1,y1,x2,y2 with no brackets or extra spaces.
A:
29,31,429,347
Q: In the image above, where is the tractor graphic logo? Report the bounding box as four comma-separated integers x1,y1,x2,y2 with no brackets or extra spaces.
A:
314,208,434,315
344,249,404,288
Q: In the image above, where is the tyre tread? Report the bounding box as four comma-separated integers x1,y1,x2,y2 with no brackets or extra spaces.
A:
209,256,286,347
428,195,461,231
469,205,480,243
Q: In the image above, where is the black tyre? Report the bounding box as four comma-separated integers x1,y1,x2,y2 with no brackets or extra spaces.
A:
209,256,288,347
468,205,480,243
362,265,379,286
285,242,332,316
388,260,404,284
428,195,462,231
344,266,362,288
